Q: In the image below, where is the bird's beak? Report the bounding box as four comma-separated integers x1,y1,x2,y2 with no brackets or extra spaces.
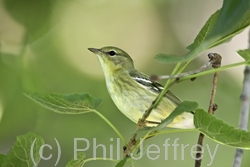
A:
88,48,100,53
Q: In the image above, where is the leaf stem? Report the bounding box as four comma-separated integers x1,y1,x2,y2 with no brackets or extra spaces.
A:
91,109,126,145
85,157,119,163
177,60,192,73
131,131,151,153
142,62,182,120
139,63,180,124
147,128,198,137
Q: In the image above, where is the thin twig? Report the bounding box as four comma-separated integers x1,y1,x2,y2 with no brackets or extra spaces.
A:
208,72,219,114
195,54,221,167
150,53,222,81
232,29,250,167
178,61,246,82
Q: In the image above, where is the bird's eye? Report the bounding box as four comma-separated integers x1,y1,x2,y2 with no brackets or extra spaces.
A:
108,50,116,56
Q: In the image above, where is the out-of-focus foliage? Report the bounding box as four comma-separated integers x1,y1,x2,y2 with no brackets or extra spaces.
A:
1,0,250,166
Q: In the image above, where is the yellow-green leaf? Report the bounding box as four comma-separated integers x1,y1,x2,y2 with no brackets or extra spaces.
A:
194,109,250,149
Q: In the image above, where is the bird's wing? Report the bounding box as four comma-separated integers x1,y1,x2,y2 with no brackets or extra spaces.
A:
129,70,181,106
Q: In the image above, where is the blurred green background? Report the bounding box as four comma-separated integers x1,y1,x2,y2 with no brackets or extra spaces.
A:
0,0,250,166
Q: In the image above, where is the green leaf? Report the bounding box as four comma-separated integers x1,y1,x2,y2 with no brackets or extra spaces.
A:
154,54,184,64
204,0,250,49
152,101,198,131
25,92,126,145
157,1,250,64
2,132,45,167
182,1,250,63
237,49,250,62
208,0,250,39
64,93,102,108
237,10,250,30
187,10,220,50
207,9,250,49
24,92,102,114
194,109,250,149
66,152,85,167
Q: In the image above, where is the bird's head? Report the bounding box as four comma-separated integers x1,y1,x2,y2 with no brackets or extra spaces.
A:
88,46,134,74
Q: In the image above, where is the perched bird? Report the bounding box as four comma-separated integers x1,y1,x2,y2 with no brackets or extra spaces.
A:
88,46,194,129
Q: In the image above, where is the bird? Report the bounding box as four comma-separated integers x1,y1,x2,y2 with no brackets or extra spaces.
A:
88,46,194,129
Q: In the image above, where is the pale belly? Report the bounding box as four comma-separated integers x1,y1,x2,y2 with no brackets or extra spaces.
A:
106,77,194,129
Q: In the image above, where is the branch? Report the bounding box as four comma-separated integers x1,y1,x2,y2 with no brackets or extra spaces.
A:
232,29,250,167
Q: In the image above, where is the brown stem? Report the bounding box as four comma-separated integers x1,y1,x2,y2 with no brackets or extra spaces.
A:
195,53,221,167
208,72,219,114
195,133,205,167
